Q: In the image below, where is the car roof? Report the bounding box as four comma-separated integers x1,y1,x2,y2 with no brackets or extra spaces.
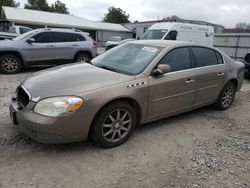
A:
34,28,89,35
128,40,214,49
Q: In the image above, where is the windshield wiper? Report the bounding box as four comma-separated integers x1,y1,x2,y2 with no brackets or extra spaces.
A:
95,64,115,71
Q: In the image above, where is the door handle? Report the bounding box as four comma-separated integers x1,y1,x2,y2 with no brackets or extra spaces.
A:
185,79,195,84
72,44,79,47
217,72,225,76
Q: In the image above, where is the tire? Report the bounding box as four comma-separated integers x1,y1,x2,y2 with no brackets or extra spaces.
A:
213,82,236,110
75,54,91,63
0,54,22,74
91,102,137,148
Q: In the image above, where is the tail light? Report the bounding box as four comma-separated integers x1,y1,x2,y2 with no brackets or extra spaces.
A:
93,40,97,46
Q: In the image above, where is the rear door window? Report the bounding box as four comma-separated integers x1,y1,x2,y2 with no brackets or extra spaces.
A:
160,47,191,72
192,47,218,67
54,32,86,42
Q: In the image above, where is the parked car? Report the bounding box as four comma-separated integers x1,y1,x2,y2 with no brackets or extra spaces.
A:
140,22,214,45
105,36,124,50
9,40,245,148
0,25,32,40
0,28,98,74
106,38,135,50
243,53,250,78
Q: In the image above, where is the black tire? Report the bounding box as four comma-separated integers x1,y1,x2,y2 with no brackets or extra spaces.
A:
213,82,236,110
75,54,91,63
91,102,137,148
0,54,22,74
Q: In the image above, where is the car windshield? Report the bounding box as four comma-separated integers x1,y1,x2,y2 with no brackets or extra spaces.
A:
140,29,168,40
91,43,162,75
109,36,122,42
13,30,37,41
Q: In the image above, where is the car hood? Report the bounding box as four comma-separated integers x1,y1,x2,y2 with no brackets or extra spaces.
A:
0,39,18,48
22,63,135,99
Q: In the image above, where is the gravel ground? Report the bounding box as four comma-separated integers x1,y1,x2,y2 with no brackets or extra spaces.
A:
0,68,250,188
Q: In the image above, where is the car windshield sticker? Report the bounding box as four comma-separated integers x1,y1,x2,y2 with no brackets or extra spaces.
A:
142,46,158,53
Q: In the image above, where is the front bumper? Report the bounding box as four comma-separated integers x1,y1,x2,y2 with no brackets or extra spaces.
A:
9,98,92,144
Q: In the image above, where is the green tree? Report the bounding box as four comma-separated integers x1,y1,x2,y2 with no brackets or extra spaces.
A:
24,0,50,11
103,7,130,24
0,0,20,16
50,0,69,14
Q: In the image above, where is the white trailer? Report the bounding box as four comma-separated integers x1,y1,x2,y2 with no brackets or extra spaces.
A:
214,33,250,61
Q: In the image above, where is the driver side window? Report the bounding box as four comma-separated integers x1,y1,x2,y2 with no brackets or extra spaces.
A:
160,47,191,72
165,30,178,40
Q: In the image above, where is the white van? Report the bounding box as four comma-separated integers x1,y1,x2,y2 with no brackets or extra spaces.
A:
140,22,214,45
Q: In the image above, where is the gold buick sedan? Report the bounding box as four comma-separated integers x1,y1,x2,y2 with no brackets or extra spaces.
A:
10,40,245,147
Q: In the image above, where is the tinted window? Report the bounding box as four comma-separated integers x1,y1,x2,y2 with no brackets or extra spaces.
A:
72,34,86,41
192,47,218,67
20,27,31,34
33,32,55,43
160,47,191,72
216,52,223,64
54,32,86,42
165,30,177,40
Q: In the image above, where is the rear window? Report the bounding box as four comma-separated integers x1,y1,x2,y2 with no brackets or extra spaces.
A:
192,47,218,67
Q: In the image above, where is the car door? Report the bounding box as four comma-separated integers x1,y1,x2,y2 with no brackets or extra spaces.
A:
191,47,227,106
148,47,196,120
54,32,77,61
23,32,57,63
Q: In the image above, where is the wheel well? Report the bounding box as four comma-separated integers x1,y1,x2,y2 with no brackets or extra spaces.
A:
88,97,142,137
228,78,238,89
74,51,92,60
0,51,24,66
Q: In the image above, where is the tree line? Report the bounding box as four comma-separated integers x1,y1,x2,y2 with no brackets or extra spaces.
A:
1,1,249,28
0,0,69,16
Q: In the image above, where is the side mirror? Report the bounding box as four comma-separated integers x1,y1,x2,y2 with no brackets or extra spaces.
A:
152,64,171,77
27,38,35,43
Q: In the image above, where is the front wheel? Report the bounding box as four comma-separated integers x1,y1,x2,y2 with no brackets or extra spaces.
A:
213,82,236,110
0,54,22,74
91,102,137,148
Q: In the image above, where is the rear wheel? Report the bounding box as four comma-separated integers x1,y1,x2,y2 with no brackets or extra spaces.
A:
91,102,137,148
0,54,22,74
213,82,236,110
75,54,90,63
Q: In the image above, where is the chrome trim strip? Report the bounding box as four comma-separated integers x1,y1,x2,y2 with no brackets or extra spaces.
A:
152,90,195,102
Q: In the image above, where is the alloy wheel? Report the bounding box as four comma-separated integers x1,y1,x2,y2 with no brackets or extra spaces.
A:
1,56,19,72
221,85,235,108
102,109,132,143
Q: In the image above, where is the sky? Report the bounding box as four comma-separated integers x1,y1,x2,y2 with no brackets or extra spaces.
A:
18,0,250,28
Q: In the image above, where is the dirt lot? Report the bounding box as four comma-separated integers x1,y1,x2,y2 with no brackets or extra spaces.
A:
0,68,250,188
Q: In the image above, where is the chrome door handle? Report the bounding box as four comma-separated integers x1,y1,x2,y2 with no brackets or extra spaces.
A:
72,44,79,47
217,72,225,76
185,79,195,84
46,45,54,48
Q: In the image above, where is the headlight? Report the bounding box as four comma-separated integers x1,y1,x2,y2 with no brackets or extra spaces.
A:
34,96,83,117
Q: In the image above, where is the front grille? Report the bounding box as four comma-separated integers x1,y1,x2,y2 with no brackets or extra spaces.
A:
16,86,30,110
